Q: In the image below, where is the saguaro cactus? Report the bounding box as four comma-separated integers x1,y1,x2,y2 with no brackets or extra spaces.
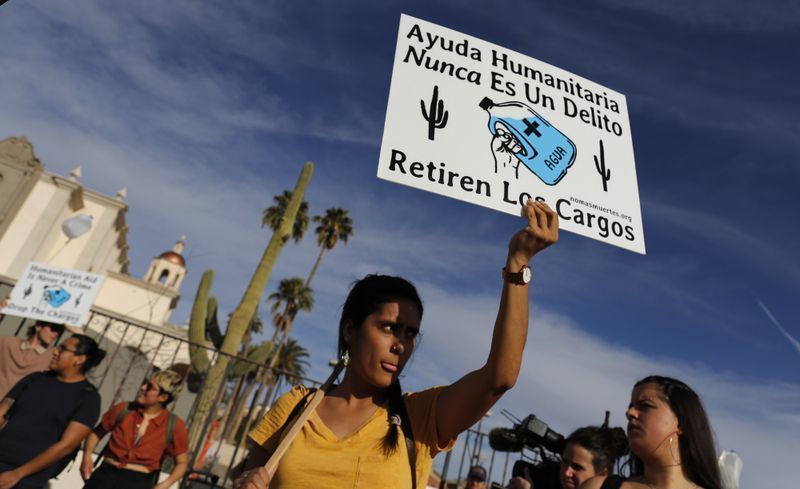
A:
594,139,611,192
188,162,314,452
421,85,449,141
188,270,215,375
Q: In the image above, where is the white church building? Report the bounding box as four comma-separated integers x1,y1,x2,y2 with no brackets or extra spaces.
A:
0,135,197,412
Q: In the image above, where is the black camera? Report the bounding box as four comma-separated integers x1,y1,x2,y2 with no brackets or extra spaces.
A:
488,413,565,489
488,413,565,455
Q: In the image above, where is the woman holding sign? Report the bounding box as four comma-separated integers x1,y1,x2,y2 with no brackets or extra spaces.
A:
234,200,558,489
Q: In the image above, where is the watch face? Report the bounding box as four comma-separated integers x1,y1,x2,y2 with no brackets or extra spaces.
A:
522,266,532,283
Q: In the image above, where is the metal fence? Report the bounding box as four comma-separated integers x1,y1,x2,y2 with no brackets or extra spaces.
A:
0,297,321,489
0,282,538,489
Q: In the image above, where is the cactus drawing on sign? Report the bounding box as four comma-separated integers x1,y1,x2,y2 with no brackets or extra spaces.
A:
420,85,449,140
594,139,611,192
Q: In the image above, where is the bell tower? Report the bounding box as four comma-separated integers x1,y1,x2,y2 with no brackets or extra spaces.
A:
144,236,187,291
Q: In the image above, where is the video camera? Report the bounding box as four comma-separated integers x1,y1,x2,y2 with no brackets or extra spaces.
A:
488,412,565,489
488,413,565,455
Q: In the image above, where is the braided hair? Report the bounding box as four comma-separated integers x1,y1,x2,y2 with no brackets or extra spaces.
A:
337,274,424,456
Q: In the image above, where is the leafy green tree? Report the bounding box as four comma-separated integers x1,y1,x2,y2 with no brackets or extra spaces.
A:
231,337,309,444
187,162,313,453
262,190,309,244
218,309,265,440
268,277,314,342
306,207,353,286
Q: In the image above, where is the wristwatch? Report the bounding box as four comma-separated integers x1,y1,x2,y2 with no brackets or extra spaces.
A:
502,265,532,285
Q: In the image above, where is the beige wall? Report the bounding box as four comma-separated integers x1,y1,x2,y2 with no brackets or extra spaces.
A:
0,136,185,331
0,137,43,241
0,176,129,278
94,271,179,326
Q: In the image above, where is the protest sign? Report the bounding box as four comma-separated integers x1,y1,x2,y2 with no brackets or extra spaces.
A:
378,14,645,253
0,262,104,325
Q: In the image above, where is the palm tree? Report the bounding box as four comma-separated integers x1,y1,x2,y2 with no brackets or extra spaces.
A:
187,162,313,453
252,278,313,434
267,277,314,344
306,207,354,286
219,310,265,441
270,337,309,382
221,338,271,443
233,337,309,445
262,190,309,243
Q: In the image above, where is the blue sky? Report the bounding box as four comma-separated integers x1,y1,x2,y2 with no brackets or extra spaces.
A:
1,1,798,487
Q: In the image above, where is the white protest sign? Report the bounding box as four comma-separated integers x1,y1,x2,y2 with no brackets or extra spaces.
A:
378,14,645,254
0,262,104,325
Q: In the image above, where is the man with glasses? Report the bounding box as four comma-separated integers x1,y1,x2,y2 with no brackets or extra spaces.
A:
80,369,189,489
0,334,103,489
0,319,66,399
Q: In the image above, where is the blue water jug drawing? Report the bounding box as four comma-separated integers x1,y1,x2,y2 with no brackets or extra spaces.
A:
43,286,71,308
479,97,576,185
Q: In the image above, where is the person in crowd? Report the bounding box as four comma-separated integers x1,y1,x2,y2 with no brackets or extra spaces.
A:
0,318,65,399
466,465,488,489
234,200,559,489
81,369,190,489
580,376,722,489
504,423,628,489
0,334,105,489
560,425,628,489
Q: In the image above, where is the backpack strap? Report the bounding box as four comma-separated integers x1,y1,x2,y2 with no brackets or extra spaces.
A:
114,402,133,427
68,383,98,431
265,386,417,487
398,393,416,489
94,402,133,468
275,388,316,442
165,412,176,450
6,371,44,415
58,382,100,476
152,412,179,483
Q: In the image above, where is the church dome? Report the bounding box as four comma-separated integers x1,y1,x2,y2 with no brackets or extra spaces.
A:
158,251,185,267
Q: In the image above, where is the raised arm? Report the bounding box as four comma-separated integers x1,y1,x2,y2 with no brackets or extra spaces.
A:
436,200,558,445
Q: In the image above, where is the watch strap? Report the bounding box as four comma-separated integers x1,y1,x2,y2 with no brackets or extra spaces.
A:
502,265,531,285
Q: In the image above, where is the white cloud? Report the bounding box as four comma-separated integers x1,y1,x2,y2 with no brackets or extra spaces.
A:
2,3,797,488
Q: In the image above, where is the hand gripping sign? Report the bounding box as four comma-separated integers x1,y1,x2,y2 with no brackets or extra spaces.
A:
480,97,577,185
